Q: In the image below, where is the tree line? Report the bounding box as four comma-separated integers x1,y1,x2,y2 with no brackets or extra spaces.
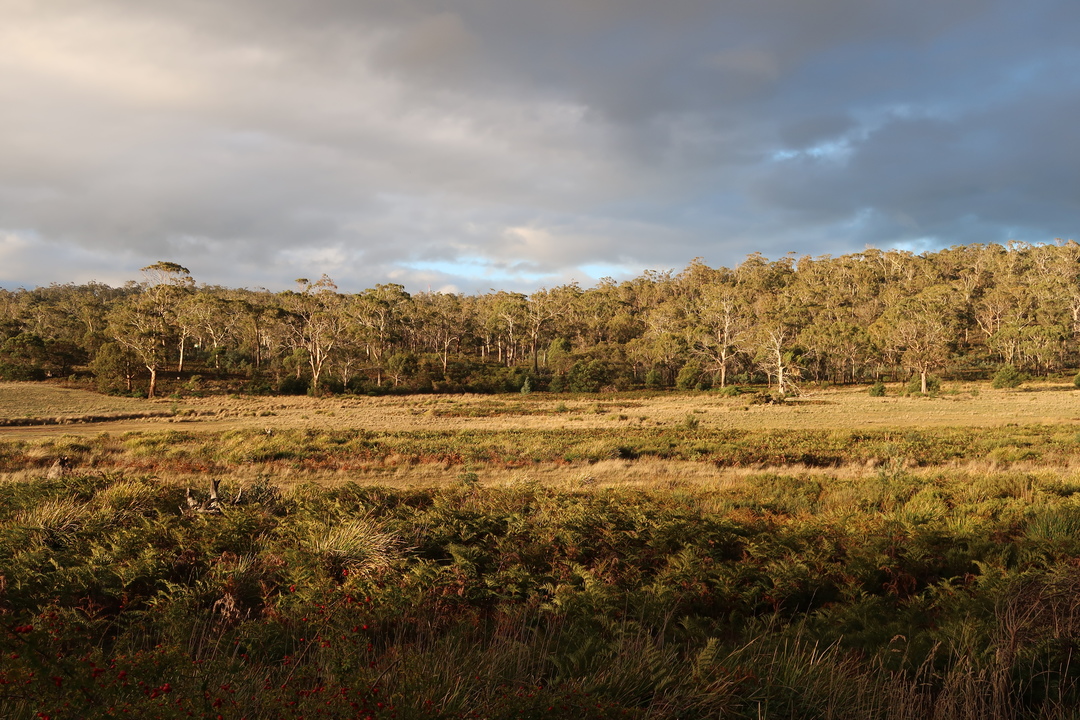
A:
2,242,1080,398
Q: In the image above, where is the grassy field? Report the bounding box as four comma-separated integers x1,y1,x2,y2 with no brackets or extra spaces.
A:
4,381,1080,718
3,378,1080,436
0,383,165,421
3,379,1080,488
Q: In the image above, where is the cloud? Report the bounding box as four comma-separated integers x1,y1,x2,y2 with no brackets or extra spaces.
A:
0,0,1076,292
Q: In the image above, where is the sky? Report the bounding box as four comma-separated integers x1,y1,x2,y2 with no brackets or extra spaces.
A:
1,0,1078,294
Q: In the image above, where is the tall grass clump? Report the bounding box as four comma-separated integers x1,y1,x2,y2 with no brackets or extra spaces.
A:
305,515,401,578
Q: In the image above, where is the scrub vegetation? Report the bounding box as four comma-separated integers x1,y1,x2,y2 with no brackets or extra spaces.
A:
5,459,1080,718
3,381,1080,718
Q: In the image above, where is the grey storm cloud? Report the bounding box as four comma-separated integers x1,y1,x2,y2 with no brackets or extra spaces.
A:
0,0,1077,292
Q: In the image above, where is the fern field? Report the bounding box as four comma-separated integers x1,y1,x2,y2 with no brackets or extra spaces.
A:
3,462,1080,719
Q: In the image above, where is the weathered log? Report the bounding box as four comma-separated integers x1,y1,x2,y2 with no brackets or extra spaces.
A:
182,478,244,515
46,456,72,479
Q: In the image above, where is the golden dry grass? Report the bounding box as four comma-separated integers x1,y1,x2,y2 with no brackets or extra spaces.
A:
3,379,1080,441
4,379,1080,492
0,382,159,420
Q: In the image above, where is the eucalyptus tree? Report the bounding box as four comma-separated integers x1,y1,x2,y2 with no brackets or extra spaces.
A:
144,262,196,372
281,275,346,393
412,291,476,374
628,292,689,386
1022,241,1080,371
1045,240,1080,342
872,285,958,394
978,282,1035,366
525,285,577,372
570,278,643,347
175,289,246,371
20,285,91,351
685,270,750,387
736,253,804,393
0,289,21,330
106,294,169,398
799,318,873,384
791,254,883,383
55,281,127,353
479,291,528,366
331,319,366,390
348,283,412,385
105,262,194,397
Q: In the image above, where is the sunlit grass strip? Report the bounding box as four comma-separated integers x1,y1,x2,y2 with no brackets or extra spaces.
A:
3,424,1080,476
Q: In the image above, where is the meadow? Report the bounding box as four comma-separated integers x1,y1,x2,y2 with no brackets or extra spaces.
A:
4,381,1080,718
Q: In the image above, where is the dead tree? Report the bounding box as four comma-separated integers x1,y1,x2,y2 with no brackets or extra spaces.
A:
183,478,243,514
46,456,72,479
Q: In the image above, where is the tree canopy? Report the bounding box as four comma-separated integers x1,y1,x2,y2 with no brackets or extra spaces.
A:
4,242,1080,396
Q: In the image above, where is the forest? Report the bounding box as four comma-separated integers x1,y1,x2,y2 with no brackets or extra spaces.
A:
3,241,1080,398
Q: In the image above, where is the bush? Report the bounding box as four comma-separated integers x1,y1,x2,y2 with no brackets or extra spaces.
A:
1074,371,1080,390
992,365,1025,389
676,361,703,391
91,342,140,394
277,375,310,395
904,375,941,396
568,360,607,393
869,381,886,397
0,332,83,380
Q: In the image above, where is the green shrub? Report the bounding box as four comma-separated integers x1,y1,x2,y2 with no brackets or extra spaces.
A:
869,381,886,397
90,342,140,394
748,390,784,405
992,364,1025,389
904,375,940,396
277,375,310,395
568,360,607,393
676,361,703,391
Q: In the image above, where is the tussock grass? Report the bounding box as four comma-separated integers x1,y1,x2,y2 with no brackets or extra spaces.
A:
306,516,401,578
13,495,85,544
8,422,1080,485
